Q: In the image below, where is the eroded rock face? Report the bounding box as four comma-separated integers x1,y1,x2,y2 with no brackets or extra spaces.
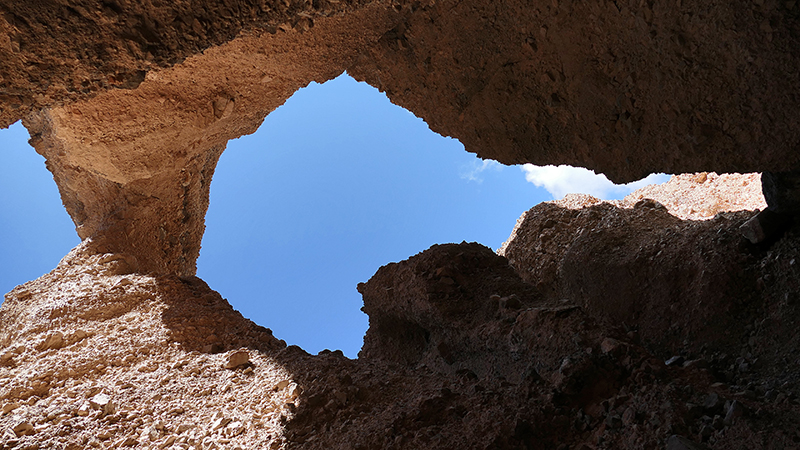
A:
349,0,800,181
0,0,377,128
19,3,398,275
3,206,800,448
2,0,798,275
500,174,767,355
2,1,800,448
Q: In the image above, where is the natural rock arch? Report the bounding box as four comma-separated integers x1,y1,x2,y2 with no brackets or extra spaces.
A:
3,0,798,277
2,2,800,448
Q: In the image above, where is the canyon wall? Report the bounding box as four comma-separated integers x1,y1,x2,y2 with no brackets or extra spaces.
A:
1,0,800,448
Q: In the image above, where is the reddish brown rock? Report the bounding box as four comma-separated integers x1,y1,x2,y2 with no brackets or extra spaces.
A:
2,1,800,449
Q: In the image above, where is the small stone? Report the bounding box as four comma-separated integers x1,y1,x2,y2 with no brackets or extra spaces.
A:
682,359,709,369
740,389,756,400
97,429,113,440
635,198,666,210
224,351,250,369
665,356,685,366
2,402,20,415
114,278,133,288
12,421,34,437
37,331,65,351
225,421,245,437
500,295,521,309
177,424,192,433
160,435,176,448
147,427,159,441
703,393,721,412
89,393,115,415
600,338,621,355
203,343,224,354
724,400,745,426
332,390,348,405
0,352,13,363
287,383,302,399
77,402,91,416
622,406,636,425
740,209,791,244
275,380,291,390
212,417,232,431
683,403,701,421
605,414,622,429
71,330,89,342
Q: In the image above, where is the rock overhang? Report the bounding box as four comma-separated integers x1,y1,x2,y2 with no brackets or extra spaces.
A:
2,0,799,275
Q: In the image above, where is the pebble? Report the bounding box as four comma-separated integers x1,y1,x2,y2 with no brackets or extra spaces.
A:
287,383,302,400
225,421,245,437
89,393,116,415
600,338,622,355
212,416,232,431
665,356,685,367
77,402,91,416
224,351,250,369
682,359,709,369
724,400,745,426
38,332,65,351
119,437,138,446
12,420,34,437
97,429,113,440
161,435,176,448
605,414,622,429
2,402,20,415
500,295,521,309
622,406,636,425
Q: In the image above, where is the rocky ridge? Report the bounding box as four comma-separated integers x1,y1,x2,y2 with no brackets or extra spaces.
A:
2,174,800,449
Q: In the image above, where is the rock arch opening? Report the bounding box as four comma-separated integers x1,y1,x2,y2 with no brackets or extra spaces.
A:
0,72,672,358
196,73,553,357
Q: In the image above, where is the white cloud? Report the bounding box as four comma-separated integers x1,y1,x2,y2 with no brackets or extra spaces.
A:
460,159,503,183
521,164,670,200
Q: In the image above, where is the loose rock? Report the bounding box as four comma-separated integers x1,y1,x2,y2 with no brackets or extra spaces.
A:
224,351,250,369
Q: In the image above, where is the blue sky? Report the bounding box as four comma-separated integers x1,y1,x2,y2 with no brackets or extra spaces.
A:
0,73,667,358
